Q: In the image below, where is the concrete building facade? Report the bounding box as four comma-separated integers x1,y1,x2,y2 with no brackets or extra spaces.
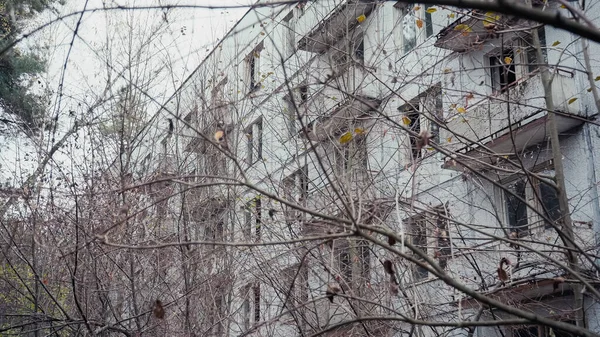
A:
147,1,600,336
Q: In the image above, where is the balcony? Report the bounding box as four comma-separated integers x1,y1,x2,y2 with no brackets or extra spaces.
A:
435,11,534,52
442,74,585,171
300,94,380,142
297,0,376,53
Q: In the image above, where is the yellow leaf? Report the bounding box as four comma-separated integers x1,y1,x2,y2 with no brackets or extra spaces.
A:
560,4,566,8
339,131,353,144
504,56,513,64
448,13,455,19
446,137,452,143
413,6,421,11
454,24,472,33
483,12,500,27
595,75,600,81
552,41,561,46
416,19,423,29
357,14,366,23
449,103,457,109
426,7,437,13
457,107,466,113
567,97,578,104
214,130,224,142
354,127,365,135
587,88,593,92
402,116,411,125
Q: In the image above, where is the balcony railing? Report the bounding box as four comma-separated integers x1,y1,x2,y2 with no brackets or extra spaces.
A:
435,11,535,52
297,0,376,53
441,73,584,170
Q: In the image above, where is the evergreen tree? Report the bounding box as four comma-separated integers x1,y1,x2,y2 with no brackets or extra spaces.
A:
0,0,57,129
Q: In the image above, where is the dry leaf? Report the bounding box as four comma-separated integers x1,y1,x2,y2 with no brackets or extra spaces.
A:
443,68,452,73
483,12,500,27
339,131,353,144
416,19,424,29
413,6,421,11
454,24,472,33
354,127,365,135
326,284,341,303
595,75,600,81
552,41,561,46
504,56,513,64
153,300,165,319
447,137,452,143
448,13,455,18
402,116,411,125
457,107,466,113
214,130,225,142
426,7,437,13
383,260,395,275
568,97,578,104
356,14,366,23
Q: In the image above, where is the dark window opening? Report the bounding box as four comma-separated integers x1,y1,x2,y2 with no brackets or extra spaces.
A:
411,217,428,280
253,284,261,323
490,50,517,93
436,208,451,269
431,91,443,143
249,56,257,90
255,198,262,241
340,250,352,284
244,205,252,239
359,240,370,281
282,166,308,235
539,181,562,228
506,179,528,235
246,118,263,165
354,38,364,62
299,84,308,103
425,5,434,37
406,106,422,160
242,296,250,329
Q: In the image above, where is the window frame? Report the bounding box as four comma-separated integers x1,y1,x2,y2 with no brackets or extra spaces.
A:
282,166,309,231
330,133,368,181
399,85,443,161
487,31,547,95
282,95,298,139
245,117,263,166
393,3,434,55
282,11,296,58
500,168,563,236
244,197,262,241
246,42,264,93
242,283,262,329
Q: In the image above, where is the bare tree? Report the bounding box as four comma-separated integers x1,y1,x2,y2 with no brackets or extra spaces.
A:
2,1,600,337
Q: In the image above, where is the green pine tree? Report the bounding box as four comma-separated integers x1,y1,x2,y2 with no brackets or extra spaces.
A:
1,0,58,129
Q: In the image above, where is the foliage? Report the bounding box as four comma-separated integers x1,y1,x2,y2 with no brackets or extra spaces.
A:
0,0,58,129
